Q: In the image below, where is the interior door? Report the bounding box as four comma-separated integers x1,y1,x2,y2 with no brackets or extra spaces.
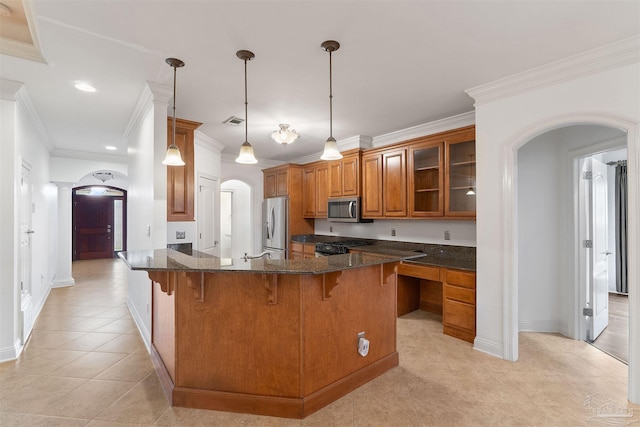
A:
74,194,114,260
589,158,610,341
198,176,218,256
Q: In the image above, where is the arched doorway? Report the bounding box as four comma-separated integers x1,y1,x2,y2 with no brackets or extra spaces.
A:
72,185,127,260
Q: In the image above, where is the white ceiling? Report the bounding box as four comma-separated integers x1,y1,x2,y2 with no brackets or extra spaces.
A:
1,1,639,163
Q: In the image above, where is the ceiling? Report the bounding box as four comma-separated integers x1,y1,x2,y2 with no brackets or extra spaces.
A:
1,1,638,163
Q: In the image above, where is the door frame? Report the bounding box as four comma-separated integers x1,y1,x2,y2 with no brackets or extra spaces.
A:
72,185,127,260
197,173,219,256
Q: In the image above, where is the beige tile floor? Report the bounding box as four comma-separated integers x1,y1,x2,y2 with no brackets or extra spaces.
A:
1,258,638,426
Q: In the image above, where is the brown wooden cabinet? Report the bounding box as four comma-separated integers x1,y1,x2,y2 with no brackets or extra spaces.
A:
167,117,202,222
264,165,291,198
361,148,407,218
362,152,383,217
329,149,361,198
302,162,329,218
397,262,476,343
290,241,316,259
442,268,476,343
361,125,475,220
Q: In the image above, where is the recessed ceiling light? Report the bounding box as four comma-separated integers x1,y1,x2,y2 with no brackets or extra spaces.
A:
74,82,96,92
105,146,117,151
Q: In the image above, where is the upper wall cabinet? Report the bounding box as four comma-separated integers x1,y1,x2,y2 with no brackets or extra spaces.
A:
167,117,202,222
302,162,329,218
362,125,475,220
329,149,361,198
264,165,292,198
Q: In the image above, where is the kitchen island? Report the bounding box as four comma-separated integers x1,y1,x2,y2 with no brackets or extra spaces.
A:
119,249,404,419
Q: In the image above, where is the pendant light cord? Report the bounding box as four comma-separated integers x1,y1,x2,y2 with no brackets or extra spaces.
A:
244,58,248,143
329,49,333,139
171,64,177,147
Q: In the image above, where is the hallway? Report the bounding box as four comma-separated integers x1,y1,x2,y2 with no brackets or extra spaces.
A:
0,258,636,426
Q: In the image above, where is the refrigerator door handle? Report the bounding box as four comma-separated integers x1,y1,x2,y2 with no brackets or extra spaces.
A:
270,206,276,239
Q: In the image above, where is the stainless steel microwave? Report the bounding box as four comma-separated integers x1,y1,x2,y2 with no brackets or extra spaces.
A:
327,197,372,223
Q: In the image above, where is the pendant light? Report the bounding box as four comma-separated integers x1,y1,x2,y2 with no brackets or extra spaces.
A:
235,50,258,164
466,154,476,196
162,58,186,166
320,40,342,161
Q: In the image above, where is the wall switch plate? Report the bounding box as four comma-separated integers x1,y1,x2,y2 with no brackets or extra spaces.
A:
444,230,451,240
391,228,396,237
176,231,186,239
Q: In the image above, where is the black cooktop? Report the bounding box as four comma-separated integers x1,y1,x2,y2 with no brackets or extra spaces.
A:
315,240,369,255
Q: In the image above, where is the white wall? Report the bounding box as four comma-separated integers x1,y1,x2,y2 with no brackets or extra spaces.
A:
314,219,476,247
469,50,639,402
0,82,57,361
50,157,127,183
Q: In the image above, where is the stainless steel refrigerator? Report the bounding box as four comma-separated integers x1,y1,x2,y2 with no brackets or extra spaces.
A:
262,196,288,259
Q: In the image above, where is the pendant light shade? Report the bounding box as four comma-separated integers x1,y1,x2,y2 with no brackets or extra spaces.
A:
320,40,342,161
162,58,186,166
235,50,258,164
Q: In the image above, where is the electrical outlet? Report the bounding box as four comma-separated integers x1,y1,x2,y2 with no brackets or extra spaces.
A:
444,230,451,240
391,228,396,237
330,226,333,233
358,331,365,344
176,231,186,239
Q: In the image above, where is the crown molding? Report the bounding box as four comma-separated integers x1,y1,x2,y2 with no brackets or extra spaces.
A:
1,79,54,150
195,131,226,153
124,81,173,137
372,111,475,148
0,1,46,64
51,148,127,163
466,35,640,106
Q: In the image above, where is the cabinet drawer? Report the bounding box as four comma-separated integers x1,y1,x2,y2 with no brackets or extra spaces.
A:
290,242,304,253
443,269,475,289
396,263,440,281
443,299,475,331
303,244,316,255
444,284,475,305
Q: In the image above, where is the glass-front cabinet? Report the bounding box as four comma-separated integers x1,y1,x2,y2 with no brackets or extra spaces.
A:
409,141,443,217
445,139,476,216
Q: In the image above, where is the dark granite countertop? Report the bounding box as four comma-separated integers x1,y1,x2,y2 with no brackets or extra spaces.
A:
118,248,407,275
291,234,476,272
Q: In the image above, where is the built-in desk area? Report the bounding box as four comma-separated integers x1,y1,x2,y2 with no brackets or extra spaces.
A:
396,259,476,343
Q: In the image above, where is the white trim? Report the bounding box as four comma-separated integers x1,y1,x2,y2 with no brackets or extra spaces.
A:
0,78,23,100
373,111,475,147
502,143,518,361
50,148,126,163
124,83,156,138
126,297,151,352
15,87,54,151
195,131,226,153
473,336,503,358
51,278,75,288
466,36,640,106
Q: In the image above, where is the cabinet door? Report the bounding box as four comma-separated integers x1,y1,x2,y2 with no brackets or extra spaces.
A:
167,118,201,222
316,165,329,217
276,170,289,196
409,141,443,217
362,153,383,217
302,167,316,218
445,139,476,217
329,161,342,197
342,155,359,196
264,172,277,198
382,148,407,217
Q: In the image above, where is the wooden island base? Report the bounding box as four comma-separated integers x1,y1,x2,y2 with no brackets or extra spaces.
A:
147,262,398,419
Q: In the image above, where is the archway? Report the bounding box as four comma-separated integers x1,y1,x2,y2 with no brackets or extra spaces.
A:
501,113,638,402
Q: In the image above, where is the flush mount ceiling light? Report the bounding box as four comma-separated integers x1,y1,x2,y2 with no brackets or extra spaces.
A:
74,81,96,92
320,40,342,161
105,145,117,151
271,124,299,145
235,50,258,164
162,58,186,166
93,171,114,182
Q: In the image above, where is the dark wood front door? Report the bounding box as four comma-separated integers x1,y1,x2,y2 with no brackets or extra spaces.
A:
73,193,114,260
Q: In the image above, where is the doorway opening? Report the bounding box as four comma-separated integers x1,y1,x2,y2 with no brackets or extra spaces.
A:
72,186,127,260
220,179,252,259
516,124,628,363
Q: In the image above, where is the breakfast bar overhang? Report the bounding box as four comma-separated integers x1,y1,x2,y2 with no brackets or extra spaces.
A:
119,249,403,419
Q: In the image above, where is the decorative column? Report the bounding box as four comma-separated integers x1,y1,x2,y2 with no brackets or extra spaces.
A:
52,182,75,287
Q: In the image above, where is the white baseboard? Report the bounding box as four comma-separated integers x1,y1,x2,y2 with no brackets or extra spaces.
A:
51,278,75,288
0,344,18,363
473,336,504,359
126,297,151,352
